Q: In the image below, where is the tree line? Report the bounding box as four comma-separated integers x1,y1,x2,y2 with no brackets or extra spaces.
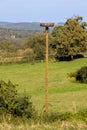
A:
0,16,87,63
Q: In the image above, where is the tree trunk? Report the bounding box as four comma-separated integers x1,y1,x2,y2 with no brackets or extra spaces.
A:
71,55,73,60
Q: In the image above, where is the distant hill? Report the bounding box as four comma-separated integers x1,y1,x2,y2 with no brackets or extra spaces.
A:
0,22,41,30
0,22,64,39
57,22,64,26
0,21,65,31
0,22,42,39
0,27,40,39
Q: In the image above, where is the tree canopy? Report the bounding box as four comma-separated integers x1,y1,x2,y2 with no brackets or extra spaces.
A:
52,17,87,60
23,32,46,61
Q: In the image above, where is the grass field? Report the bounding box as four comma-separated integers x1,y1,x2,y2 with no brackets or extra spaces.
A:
0,58,87,114
0,121,87,130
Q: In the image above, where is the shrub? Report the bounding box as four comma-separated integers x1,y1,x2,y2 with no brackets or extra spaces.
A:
76,66,87,83
0,80,17,114
68,72,76,78
12,95,35,118
0,80,35,119
75,109,87,121
41,111,73,123
41,110,87,123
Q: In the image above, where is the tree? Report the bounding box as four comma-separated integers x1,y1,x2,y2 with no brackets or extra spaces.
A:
0,39,16,61
52,17,87,60
0,40,15,52
23,32,46,61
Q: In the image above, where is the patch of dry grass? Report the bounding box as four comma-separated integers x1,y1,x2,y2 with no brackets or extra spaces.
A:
0,121,87,130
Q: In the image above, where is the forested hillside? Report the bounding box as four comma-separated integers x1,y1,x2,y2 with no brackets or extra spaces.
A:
0,28,39,39
0,22,41,30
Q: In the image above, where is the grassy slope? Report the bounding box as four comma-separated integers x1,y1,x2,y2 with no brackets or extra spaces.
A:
0,58,87,112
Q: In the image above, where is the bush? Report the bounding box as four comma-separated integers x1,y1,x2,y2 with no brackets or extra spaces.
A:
0,80,17,114
41,111,73,123
40,110,87,123
68,72,76,78
76,66,87,83
12,95,35,118
0,80,35,119
75,109,87,121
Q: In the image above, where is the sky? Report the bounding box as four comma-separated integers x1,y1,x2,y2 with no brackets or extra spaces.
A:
0,0,87,23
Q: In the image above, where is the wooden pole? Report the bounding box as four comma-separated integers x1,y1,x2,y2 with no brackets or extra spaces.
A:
40,23,54,116
45,27,49,115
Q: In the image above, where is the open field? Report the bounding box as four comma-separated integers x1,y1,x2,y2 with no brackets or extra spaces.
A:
0,58,87,114
0,58,87,129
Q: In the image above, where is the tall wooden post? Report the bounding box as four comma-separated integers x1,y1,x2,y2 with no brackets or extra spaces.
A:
45,27,49,114
40,23,54,116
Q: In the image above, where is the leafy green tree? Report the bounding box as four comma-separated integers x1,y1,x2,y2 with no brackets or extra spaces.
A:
52,17,87,60
24,32,46,61
52,25,63,37
0,40,16,62
0,40,15,52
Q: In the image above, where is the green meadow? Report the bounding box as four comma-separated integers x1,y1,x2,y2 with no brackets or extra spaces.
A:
0,58,87,114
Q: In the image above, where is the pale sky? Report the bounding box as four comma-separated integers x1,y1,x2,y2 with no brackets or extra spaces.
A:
0,0,87,23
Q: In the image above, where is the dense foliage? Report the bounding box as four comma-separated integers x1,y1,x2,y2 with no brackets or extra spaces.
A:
24,32,46,61
52,17,87,60
23,32,54,61
76,66,87,83
0,80,35,118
